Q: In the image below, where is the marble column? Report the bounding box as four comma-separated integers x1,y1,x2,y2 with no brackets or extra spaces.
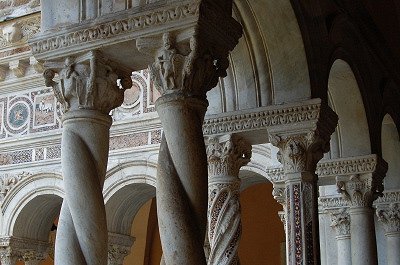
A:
107,233,135,265
43,51,131,265
137,3,242,264
376,200,400,265
328,209,351,265
268,103,338,265
336,158,387,265
206,134,252,265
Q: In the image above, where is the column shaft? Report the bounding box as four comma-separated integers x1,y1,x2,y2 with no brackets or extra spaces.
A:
349,207,377,265
206,134,251,265
336,235,351,265
386,233,400,265
43,51,130,265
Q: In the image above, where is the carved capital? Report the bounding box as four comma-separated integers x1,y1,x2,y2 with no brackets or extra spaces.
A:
22,249,46,265
272,185,286,207
268,102,338,174
108,233,135,265
206,134,252,178
0,247,21,265
376,203,400,235
137,1,242,101
335,156,387,208
43,51,132,114
328,209,351,238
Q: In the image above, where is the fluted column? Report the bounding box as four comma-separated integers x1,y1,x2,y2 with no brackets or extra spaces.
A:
268,102,338,265
206,134,252,265
375,191,400,265
137,3,242,264
43,51,131,265
107,233,135,265
336,158,387,265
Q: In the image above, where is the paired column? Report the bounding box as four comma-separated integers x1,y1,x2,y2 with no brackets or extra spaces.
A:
335,157,387,265
43,51,131,265
206,134,252,265
375,191,400,265
268,102,338,265
137,2,242,264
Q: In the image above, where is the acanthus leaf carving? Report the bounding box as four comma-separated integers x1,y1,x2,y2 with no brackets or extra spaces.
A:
206,134,252,178
328,209,351,237
376,203,400,234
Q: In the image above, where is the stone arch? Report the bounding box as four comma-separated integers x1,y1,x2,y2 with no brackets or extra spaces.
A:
207,0,311,115
104,160,157,235
327,59,371,158
1,173,64,241
381,114,400,188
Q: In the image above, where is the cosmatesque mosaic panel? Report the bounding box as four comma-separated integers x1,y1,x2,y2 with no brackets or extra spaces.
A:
0,70,158,140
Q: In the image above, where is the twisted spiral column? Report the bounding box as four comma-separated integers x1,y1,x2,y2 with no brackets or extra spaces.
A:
43,51,130,265
206,134,251,265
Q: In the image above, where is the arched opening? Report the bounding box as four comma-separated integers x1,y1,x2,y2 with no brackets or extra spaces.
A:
381,114,400,188
206,0,311,115
327,59,371,158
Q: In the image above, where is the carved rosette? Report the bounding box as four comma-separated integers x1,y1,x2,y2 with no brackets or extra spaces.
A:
376,203,400,235
329,209,351,238
43,50,132,115
206,135,251,265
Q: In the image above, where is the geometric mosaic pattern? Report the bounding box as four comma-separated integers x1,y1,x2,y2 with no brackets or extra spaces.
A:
0,70,158,140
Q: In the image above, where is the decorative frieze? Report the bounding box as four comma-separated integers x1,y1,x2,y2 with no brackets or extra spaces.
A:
0,171,31,202
30,2,200,58
0,14,40,48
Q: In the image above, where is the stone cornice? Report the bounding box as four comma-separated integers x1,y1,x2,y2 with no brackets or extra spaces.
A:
319,195,350,210
29,1,200,60
203,98,325,141
374,190,400,205
316,155,385,177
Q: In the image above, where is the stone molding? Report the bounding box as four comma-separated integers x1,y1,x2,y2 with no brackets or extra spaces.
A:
206,134,252,178
43,51,131,114
29,2,200,58
319,195,350,209
204,98,330,137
